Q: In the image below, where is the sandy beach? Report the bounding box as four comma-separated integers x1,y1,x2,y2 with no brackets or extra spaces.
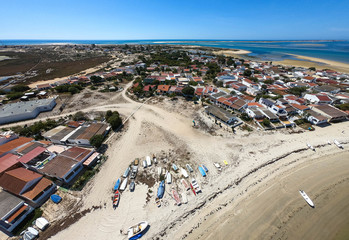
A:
29,84,348,240
274,53,349,74
212,49,251,57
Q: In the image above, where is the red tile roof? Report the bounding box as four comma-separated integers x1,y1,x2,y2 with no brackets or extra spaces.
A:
0,137,33,156
157,85,171,92
0,153,20,174
18,146,46,164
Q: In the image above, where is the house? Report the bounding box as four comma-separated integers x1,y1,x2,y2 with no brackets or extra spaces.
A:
314,85,341,94
302,76,316,82
290,104,310,115
305,110,328,125
36,83,52,90
66,123,109,146
157,85,171,95
0,168,56,207
0,137,33,157
205,106,240,126
0,191,34,236
246,103,265,120
304,94,332,104
311,105,348,122
258,108,279,122
0,153,21,177
0,131,18,146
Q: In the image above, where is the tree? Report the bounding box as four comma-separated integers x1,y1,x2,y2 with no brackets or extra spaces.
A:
215,81,223,87
288,87,307,96
90,134,104,148
73,111,87,121
11,85,30,92
106,110,113,120
6,92,23,100
189,81,198,86
68,86,79,94
243,69,252,77
90,75,103,84
108,114,122,130
262,118,271,127
181,86,195,96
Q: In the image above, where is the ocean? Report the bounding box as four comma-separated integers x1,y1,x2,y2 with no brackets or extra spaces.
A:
1,39,349,64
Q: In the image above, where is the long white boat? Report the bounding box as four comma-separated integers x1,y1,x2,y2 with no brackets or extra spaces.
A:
334,139,343,149
306,143,315,151
299,190,314,208
166,171,172,184
181,168,189,178
127,221,149,240
146,156,152,166
120,178,128,191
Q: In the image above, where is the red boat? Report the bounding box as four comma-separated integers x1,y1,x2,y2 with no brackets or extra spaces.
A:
172,189,181,206
113,190,120,208
190,183,196,196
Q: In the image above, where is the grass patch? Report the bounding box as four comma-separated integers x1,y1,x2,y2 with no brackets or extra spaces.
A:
241,124,253,132
13,208,43,236
70,169,97,191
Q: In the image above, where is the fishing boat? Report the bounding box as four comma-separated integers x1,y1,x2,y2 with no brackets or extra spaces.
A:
143,160,147,168
157,180,165,199
166,171,172,184
157,167,162,176
113,190,120,208
172,163,178,171
202,165,208,172
50,194,62,204
192,178,201,194
334,139,343,149
127,221,149,240
223,160,228,165
198,166,206,177
114,178,121,191
153,155,157,164
307,143,315,151
155,197,161,207
123,167,130,178
172,189,181,206
129,181,135,192
299,190,315,208
181,179,190,190
181,192,188,204
190,183,196,196
130,166,138,179
186,164,194,173
327,140,331,145
181,168,189,178
134,158,139,166
120,178,128,191
214,162,222,171
146,156,152,166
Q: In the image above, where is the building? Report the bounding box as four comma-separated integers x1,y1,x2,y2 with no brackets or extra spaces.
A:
305,110,328,125
0,131,18,146
0,191,34,236
205,105,240,126
304,94,332,105
0,137,33,157
311,105,348,122
0,98,56,125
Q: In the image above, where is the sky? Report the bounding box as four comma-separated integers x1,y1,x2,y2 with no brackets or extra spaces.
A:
1,0,349,40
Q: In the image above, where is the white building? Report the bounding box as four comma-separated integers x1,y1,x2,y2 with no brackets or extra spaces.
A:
0,98,56,125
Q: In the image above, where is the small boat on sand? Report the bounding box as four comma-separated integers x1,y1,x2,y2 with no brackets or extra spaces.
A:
123,167,130,178
191,178,201,194
157,180,165,199
334,139,343,149
153,155,157,164
166,171,172,184
181,179,190,190
146,156,152,167
172,163,178,171
202,165,208,172
181,168,189,178
143,160,147,168
181,192,188,204
50,194,62,204
186,164,194,173
223,160,228,165
214,162,222,171
120,178,128,191
299,190,314,208
157,167,162,176
155,197,161,207
172,189,181,206
190,183,196,196
114,178,121,191
127,221,149,240
198,166,206,177
129,181,135,192
307,143,315,151
113,190,120,208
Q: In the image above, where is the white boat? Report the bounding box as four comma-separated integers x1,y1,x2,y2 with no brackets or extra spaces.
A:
35,217,49,230
307,143,315,151
327,140,331,145
157,167,162,176
127,221,149,240
334,139,343,149
181,192,188,204
123,167,130,178
181,168,189,178
146,156,152,166
166,171,172,184
142,160,147,168
191,178,201,193
21,227,39,240
153,156,157,164
120,178,128,191
299,190,314,208
214,162,222,171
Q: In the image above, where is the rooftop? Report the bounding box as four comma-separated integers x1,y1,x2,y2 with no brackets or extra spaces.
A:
0,98,55,118
0,191,24,219
0,137,33,156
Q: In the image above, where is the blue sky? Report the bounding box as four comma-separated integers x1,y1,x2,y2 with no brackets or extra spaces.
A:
1,0,349,40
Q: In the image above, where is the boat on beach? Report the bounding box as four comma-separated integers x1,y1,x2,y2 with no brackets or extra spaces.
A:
157,180,165,199
166,171,172,184
155,197,161,207
307,143,315,151
198,166,206,177
129,181,135,192
191,178,201,194
181,178,190,190
123,167,130,178
50,194,62,204
146,156,152,166
157,167,162,176
143,160,147,168
181,168,189,178
120,178,128,191
127,221,149,240
186,164,194,173
214,162,222,171
299,190,314,208
113,190,120,208
114,178,121,191
202,165,208,172
190,183,196,196
334,139,343,149
172,189,181,206
181,192,188,204
172,163,178,171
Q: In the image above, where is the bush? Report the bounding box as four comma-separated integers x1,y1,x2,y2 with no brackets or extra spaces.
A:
11,85,30,92
6,92,23,100
90,134,104,148
262,118,271,127
182,86,195,96
73,111,87,121
106,111,122,130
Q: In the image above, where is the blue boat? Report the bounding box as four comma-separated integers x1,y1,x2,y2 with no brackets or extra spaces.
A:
50,194,62,204
198,166,206,177
172,163,178,171
202,165,208,172
157,181,165,199
114,178,121,191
